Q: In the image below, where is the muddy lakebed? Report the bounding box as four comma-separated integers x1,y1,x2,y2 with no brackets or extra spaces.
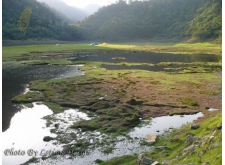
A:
2,52,222,165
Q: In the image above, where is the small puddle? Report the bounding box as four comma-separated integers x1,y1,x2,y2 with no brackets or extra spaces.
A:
208,108,219,112
130,112,203,138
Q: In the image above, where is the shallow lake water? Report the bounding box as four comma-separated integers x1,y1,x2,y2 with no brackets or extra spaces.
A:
72,52,221,64
73,52,221,71
2,103,58,165
24,110,203,165
2,103,97,165
2,63,84,131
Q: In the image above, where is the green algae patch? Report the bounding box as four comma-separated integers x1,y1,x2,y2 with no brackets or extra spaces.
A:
11,91,43,103
178,97,199,106
72,105,141,133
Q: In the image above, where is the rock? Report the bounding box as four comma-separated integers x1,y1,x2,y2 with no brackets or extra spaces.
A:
217,124,222,130
185,134,195,143
54,123,59,128
198,150,205,157
194,140,202,144
211,130,217,136
202,162,210,165
137,153,144,165
137,153,152,165
142,156,153,165
208,143,219,149
155,146,167,151
43,136,55,142
126,99,143,105
208,136,215,143
190,124,199,130
146,134,157,143
151,161,159,165
201,141,207,146
183,144,196,153
162,160,171,165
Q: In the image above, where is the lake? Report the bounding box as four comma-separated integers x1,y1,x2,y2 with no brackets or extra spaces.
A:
72,52,221,71
2,52,220,164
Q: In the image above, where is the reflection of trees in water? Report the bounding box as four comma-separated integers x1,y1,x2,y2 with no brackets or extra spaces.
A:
2,63,83,131
73,53,220,64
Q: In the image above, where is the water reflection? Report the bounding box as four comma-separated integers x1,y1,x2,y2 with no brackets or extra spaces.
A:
2,63,84,131
2,103,61,165
29,112,203,165
130,112,203,138
72,52,221,64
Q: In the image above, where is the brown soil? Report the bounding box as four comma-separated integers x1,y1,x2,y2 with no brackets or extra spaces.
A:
14,71,221,119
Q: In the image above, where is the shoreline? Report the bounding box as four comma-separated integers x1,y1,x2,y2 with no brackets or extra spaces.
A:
11,61,222,134
3,43,222,164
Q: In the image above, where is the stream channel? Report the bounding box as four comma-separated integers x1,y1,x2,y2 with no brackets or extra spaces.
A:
2,52,221,165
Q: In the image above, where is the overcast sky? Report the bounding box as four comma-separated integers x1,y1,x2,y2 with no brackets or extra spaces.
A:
62,0,117,8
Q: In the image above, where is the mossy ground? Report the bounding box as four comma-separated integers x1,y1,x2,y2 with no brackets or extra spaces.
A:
11,61,221,134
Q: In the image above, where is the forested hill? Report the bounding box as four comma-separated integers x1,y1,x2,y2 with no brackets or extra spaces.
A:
2,0,221,42
2,0,82,40
79,0,222,42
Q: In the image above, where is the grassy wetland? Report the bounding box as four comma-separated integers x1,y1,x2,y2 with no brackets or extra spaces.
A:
3,42,222,164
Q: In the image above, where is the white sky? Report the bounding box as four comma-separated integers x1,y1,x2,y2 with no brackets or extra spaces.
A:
62,0,117,8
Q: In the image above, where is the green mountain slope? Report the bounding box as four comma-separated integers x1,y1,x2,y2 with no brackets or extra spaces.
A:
187,0,222,41
79,0,221,42
2,0,82,40
2,0,221,42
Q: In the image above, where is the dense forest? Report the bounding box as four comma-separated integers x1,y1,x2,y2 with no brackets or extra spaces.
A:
79,0,222,42
2,0,222,42
2,0,82,40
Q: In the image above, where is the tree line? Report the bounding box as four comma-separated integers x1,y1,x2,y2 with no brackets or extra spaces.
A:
2,0,82,41
79,0,221,42
2,0,222,42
